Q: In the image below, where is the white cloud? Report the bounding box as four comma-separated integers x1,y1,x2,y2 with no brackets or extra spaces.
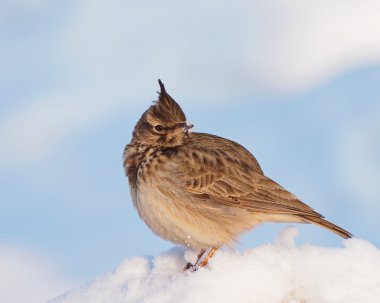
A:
0,246,76,303
50,227,380,303
2,0,380,165
60,0,380,94
0,91,127,165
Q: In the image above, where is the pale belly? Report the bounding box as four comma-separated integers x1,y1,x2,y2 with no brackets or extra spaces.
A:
132,179,264,250
134,181,209,249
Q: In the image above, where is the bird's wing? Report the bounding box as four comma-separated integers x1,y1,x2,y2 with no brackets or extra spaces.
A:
168,133,321,217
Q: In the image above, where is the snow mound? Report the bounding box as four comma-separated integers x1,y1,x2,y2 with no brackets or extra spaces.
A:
50,227,380,303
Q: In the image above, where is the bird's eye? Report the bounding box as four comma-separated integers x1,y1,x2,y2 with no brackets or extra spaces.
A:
154,125,164,132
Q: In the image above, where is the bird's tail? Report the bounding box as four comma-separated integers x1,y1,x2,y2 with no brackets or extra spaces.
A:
297,215,353,239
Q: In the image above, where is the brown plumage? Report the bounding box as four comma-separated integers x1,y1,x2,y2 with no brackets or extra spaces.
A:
123,80,352,270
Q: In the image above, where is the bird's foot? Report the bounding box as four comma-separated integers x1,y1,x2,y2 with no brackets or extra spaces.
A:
183,247,218,272
183,249,205,271
183,262,195,271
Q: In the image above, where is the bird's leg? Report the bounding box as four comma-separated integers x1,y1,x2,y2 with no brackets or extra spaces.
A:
198,247,218,268
183,247,218,271
183,249,206,271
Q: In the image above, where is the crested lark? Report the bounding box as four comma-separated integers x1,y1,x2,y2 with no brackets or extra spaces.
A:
123,80,352,270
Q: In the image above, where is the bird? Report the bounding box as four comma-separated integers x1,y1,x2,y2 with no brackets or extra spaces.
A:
123,80,352,271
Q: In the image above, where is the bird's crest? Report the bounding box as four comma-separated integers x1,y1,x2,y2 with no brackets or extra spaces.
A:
150,79,186,123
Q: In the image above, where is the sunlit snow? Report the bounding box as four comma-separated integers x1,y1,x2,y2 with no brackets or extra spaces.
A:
50,227,380,303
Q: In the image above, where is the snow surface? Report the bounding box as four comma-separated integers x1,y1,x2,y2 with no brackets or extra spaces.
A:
50,227,380,303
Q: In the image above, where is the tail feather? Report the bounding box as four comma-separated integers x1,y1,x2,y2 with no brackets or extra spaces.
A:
297,215,353,239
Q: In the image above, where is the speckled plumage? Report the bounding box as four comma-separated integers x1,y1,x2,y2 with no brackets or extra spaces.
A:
123,80,352,267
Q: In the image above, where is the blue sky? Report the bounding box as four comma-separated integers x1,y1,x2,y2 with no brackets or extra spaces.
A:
1,1,380,302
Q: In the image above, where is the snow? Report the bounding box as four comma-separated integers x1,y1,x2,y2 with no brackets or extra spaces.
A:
50,227,380,303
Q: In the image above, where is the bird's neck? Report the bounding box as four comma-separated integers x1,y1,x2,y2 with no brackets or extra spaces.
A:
123,143,157,187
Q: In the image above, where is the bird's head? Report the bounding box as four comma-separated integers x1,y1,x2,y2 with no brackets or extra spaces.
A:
131,80,193,147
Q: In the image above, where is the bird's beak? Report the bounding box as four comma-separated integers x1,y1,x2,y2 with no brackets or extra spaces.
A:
185,123,194,131
183,122,194,137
